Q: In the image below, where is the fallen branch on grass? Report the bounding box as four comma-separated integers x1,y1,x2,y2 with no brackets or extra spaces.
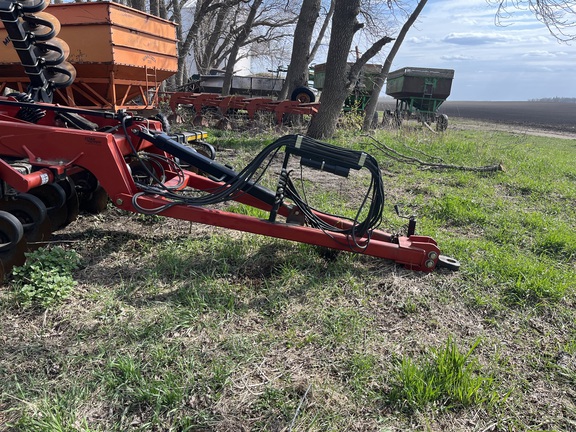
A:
363,135,504,172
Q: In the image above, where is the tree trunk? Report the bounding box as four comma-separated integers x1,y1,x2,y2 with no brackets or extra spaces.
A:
149,0,159,16
362,0,428,131
306,0,362,139
309,0,334,63
172,0,185,86
159,0,167,19
131,0,146,12
197,7,229,74
221,42,241,96
278,0,321,100
221,0,263,96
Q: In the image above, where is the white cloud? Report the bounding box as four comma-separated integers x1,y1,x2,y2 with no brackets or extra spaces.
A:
440,54,473,61
408,36,431,44
521,35,552,44
443,32,518,45
522,50,557,57
386,0,576,100
456,17,479,26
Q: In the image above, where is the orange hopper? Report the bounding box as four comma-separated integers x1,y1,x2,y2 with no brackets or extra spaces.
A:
0,2,177,110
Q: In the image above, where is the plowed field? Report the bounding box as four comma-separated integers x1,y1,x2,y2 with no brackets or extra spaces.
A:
382,100,576,137
439,101,576,133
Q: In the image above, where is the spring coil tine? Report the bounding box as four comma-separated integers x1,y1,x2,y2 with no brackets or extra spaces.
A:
18,0,49,14
21,11,61,41
0,0,76,101
34,38,69,66
45,61,76,88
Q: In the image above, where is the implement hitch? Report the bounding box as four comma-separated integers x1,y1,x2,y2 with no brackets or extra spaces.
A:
0,99,460,278
0,0,459,279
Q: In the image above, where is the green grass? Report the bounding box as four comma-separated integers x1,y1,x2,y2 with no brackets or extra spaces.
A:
387,337,500,412
1,122,576,431
11,246,81,308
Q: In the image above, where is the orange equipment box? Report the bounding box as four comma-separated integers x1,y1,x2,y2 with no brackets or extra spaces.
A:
0,1,178,110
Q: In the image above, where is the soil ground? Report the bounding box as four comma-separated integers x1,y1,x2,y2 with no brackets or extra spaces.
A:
0,103,576,431
381,100,576,140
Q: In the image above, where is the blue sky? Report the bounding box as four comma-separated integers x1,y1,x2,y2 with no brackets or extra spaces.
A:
384,0,576,101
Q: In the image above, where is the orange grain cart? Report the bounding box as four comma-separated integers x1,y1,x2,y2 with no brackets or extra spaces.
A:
0,2,178,110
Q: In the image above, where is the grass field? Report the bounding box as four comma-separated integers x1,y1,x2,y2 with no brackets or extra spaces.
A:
1,120,575,431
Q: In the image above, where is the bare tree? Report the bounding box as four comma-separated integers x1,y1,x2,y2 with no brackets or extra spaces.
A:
245,32,292,74
130,0,147,12
223,0,262,95
362,0,428,131
221,0,297,95
159,0,168,19
173,0,246,86
149,0,160,16
306,0,394,139
172,0,185,85
308,0,334,64
194,5,237,74
277,0,335,101
488,0,576,42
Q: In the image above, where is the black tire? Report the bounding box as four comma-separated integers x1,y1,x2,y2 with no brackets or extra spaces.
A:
0,193,52,244
29,183,68,231
290,87,316,103
81,186,108,214
57,177,80,229
436,114,448,132
0,211,24,253
0,210,27,282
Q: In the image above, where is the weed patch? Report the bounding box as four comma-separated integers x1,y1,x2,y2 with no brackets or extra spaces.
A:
387,337,500,413
11,246,80,308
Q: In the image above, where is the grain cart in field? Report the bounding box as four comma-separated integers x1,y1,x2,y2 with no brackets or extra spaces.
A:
385,67,455,131
0,0,460,281
313,63,382,114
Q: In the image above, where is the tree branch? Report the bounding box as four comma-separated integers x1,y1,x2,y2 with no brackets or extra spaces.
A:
363,135,504,172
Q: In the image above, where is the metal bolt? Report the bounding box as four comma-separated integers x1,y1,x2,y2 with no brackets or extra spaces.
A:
428,251,438,260
425,259,435,268
116,198,123,205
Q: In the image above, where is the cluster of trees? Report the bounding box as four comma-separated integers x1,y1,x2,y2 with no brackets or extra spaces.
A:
54,0,573,138
52,0,427,137
530,97,576,103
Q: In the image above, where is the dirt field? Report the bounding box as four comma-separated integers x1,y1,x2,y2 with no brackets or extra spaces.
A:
440,101,576,133
381,100,576,138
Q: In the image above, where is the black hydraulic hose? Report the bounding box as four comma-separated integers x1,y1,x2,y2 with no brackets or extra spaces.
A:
133,130,386,241
136,128,285,206
281,135,385,239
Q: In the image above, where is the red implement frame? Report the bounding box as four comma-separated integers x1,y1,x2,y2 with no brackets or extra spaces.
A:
0,99,442,272
166,92,320,125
